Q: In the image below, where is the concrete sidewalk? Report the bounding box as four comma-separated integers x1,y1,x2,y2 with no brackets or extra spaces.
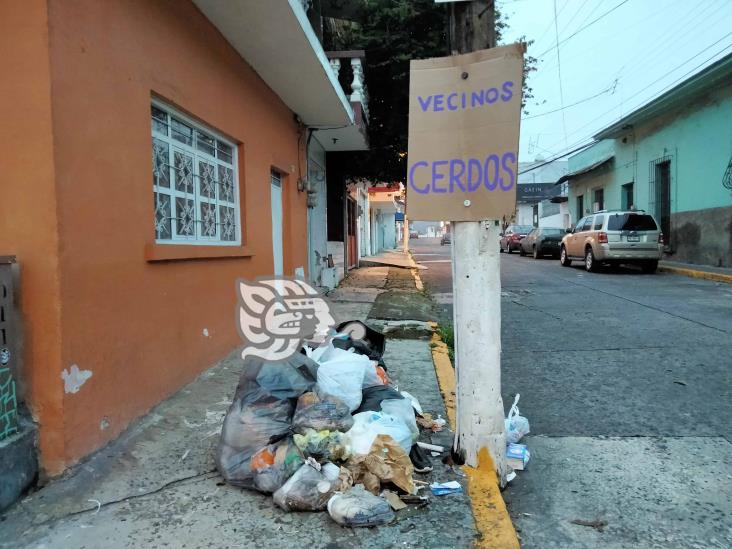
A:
0,265,479,548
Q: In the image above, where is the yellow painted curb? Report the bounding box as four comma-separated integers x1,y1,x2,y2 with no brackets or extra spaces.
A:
429,330,456,429
659,265,732,284
430,330,520,549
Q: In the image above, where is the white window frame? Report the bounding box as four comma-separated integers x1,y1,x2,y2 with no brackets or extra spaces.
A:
151,99,242,246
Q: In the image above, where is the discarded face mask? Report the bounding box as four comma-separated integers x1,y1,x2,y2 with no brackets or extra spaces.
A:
327,485,395,527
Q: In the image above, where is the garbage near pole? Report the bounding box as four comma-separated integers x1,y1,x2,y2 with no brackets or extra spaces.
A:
216,320,462,527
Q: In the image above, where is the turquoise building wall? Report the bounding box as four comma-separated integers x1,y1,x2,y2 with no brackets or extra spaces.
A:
566,80,732,267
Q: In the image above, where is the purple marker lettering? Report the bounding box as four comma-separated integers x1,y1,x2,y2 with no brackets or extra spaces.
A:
431,160,448,193
471,90,485,108
447,93,459,111
500,152,516,190
449,159,466,192
484,154,500,190
409,161,429,194
485,87,499,104
467,158,482,192
461,92,467,109
433,94,445,112
417,96,433,112
501,81,514,102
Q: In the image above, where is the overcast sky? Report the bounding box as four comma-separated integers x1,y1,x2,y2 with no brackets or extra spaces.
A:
497,0,732,163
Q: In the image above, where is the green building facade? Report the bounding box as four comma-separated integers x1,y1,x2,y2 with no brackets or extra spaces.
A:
563,54,732,268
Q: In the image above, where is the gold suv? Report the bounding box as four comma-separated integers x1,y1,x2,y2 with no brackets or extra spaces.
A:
559,210,664,273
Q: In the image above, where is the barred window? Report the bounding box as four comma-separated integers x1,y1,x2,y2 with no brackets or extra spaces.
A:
151,101,241,245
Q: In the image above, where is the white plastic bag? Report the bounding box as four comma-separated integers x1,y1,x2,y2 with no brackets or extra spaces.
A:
362,361,387,388
327,485,395,527
399,391,423,416
315,348,370,412
345,411,413,454
505,394,530,444
380,399,418,444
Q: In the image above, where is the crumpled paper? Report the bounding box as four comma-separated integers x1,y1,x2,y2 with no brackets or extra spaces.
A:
346,434,415,495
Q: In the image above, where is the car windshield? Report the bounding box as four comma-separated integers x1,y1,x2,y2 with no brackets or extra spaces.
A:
542,228,565,235
514,226,533,233
607,213,658,231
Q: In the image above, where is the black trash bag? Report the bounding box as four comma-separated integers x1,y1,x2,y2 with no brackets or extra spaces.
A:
216,354,318,488
334,320,386,362
354,385,404,414
409,443,432,473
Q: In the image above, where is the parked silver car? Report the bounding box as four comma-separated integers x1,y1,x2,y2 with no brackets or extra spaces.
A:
559,210,664,273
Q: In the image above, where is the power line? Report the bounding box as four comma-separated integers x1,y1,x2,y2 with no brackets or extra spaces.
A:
529,38,732,164
521,80,617,120
531,0,571,51
557,0,594,38
518,141,595,175
553,0,568,147
535,0,632,58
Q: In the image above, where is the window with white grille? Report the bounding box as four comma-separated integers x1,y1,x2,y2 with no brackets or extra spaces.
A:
151,101,241,245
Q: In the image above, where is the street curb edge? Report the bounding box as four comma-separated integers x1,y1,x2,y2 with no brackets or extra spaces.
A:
659,265,732,284
429,329,520,549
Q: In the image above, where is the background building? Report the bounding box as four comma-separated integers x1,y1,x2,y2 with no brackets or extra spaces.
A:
517,159,569,227
561,53,732,267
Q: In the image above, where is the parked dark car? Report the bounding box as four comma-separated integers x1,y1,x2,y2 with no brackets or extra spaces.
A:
499,225,533,253
520,227,566,259
440,232,451,245
409,231,419,239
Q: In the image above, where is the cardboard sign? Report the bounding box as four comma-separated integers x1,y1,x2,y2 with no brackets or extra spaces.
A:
406,43,525,221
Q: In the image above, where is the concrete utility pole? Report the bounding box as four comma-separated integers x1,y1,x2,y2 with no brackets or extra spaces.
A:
449,0,511,483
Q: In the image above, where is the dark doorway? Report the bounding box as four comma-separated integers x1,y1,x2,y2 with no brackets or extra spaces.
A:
655,160,671,238
576,195,584,223
593,188,604,211
622,182,634,210
346,197,358,269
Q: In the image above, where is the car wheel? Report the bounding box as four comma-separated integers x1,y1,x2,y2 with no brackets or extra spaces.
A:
560,246,571,267
533,246,540,259
585,247,597,272
507,244,513,254
519,245,526,256
642,260,658,274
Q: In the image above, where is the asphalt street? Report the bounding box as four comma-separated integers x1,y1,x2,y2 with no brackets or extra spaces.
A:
411,236,732,548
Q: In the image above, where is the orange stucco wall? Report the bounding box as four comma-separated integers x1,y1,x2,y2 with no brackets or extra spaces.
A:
3,0,309,474
0,0,67,474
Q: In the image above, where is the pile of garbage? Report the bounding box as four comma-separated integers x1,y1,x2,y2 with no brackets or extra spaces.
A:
216,321,443,527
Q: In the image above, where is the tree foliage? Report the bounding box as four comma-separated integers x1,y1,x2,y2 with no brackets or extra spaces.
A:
324,0,533,182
